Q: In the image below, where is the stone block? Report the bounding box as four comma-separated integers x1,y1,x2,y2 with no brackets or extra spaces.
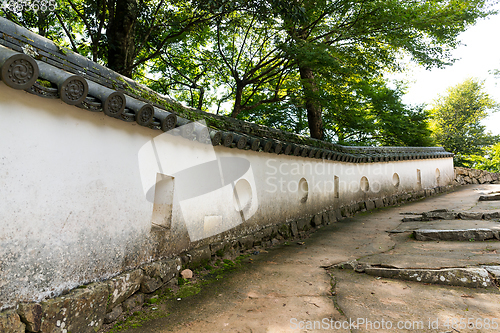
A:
312,213,323,227
210,241,231,257
107,269,143,312
479,194,500,201
238,235,255,249
395,194,404,203
335,209,343,220
290,221,299,237
413,228,497,242
17,303,42,332
188,245,212,268
0,310,25,333
340,206,349,217
327,210,337,224
333,260,366,272
231,240,241,253
278,223,292,238
365,200,375,211
352,201,366,214
422,211,457,220
402,217,422,222
483,174,493,183
352,202,362,213
41,282,108,333
458,212,484,220
340,203,358,217
470,169,482,178
322,212,329,225
261,227,274,240
296,218,310,231
364,267,492,288
374,198,384,209
103,305,122,324
484,212,500,220
122,293,144,311
253,231,265,245
141,258,181,294
483,266,500,280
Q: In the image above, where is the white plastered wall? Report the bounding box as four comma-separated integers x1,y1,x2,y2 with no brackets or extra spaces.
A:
0,82,454,309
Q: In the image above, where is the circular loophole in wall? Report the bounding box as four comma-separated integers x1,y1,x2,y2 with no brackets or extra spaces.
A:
392,173,400,188
233,179,252,212
360,176,370,192
298,178,309,203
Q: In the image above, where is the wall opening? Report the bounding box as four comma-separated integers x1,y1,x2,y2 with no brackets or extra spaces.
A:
233,179,252,212
334,176,340,198
151,173,174,229
417,169,422,189
299,178,309,203
360,176,369,192
392,173,400,188
435,168,441,186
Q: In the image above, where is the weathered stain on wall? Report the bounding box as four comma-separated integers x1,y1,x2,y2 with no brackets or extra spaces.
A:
0,83,454,317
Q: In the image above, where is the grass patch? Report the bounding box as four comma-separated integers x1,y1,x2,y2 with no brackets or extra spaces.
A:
108,308,169,332
107,255,251,331
177,284,202,298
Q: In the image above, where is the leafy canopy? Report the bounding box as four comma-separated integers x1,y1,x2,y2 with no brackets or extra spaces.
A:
1,0,497,145
429,78,499,165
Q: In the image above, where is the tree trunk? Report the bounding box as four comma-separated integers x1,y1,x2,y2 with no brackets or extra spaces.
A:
231,83,244,118
107,0,137,77
37,12,47,37
299,65,323,140
197,87,205,110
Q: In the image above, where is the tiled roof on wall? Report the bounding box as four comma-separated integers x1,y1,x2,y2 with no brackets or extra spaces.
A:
0,16,453,162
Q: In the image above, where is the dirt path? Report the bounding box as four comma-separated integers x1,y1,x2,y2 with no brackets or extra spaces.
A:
112,184,500,333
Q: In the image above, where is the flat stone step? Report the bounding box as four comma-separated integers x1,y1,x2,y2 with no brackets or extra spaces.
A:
390,219,500,233
483,265,500,279
363,267,493,288
413,228,500,241
401,211,500,222
335,262,494,288
479,194,500,201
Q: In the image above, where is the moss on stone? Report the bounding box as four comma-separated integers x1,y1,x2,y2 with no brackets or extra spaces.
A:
176,284,201,298
36,79,53,88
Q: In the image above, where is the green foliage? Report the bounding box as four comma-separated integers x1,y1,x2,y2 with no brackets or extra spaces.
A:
429,78,499,165
457,143,500,173
176,284,201,298
239,75,434,146
321,77,434,146
2,0,496,144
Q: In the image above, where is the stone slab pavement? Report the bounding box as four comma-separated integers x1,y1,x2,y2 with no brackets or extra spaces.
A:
115,184,500,333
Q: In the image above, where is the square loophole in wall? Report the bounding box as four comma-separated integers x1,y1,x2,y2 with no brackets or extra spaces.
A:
417,169,422,189
152,173,174,229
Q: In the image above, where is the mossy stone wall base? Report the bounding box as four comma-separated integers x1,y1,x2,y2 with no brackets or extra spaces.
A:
3,181,492,333
0,310,25,333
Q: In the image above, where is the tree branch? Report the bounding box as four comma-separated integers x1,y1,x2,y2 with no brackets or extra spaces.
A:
54,12,78,52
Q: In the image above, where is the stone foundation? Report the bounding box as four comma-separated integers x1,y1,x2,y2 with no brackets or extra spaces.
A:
0,185,455,333
454,167,500,185
3,169,496,332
